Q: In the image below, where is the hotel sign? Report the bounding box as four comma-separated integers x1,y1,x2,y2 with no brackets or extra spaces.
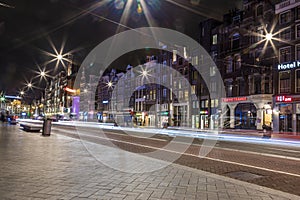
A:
278,61,300,71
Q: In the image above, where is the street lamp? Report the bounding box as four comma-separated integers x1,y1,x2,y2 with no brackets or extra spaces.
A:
266,33,273,41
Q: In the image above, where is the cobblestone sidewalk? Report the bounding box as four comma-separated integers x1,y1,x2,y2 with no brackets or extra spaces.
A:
0,125,299,200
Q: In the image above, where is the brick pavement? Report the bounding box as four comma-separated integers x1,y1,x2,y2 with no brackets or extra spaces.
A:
0,124,299,199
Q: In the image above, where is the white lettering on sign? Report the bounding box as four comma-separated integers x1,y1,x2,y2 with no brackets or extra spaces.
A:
278,61,300,70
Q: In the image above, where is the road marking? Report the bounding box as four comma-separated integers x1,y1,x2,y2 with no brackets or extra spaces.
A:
53,127,300,161
53,128,300,178
265,147,300,153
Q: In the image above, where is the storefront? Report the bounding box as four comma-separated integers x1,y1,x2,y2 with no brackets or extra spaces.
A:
221,94,272,130
273,95,300,133
234,103,257,129
199,109,208,129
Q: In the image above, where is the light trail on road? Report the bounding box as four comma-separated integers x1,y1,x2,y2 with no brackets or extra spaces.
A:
52,125,300,178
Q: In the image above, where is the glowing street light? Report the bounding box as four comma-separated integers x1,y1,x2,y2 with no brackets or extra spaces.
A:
57,54,63,61
142,70,148,77
40,71,46,77
107,81,113,88
265,33,273,41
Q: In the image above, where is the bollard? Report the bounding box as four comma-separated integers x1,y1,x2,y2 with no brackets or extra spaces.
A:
42,118,52,136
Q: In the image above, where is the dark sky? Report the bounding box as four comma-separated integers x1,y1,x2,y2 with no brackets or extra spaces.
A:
0,0,242,96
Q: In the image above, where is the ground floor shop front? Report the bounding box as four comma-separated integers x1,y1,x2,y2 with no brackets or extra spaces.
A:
273,95,300,134
221,94,273,130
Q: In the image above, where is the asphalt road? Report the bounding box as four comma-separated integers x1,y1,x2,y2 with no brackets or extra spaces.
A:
46,122,300,196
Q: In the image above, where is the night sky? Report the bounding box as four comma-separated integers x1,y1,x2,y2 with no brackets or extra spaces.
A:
0,0,242,96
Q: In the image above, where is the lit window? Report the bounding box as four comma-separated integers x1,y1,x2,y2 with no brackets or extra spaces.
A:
212,34,217,45
173,50,177,63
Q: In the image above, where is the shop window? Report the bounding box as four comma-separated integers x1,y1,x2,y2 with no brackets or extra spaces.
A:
279,47,291,63
279,71,291,93
280,11,291,24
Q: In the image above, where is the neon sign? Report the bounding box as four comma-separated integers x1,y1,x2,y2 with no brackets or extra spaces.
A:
278,61,300,71
276,96,292,102
64,87,76,93
222,97,247,102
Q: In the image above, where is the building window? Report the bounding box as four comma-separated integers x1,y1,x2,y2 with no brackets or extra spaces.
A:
296,70,300,93
254,76,261,94
211,51,217,62
163,89,167,97
231,33,240,50
210,66,216,76
192,71,198,80
256,26,264,42
256,5,263,16
191,85,196,94
210,81,217,92
296,44,300,60
192,56,198,66
280,11,291,24
226,57,233,73
279,71,291,93
172,50,177,63
296,25,300,39
184,90,189,100
297,6,300,20
225,80,233,97
280,28,291,40
179,91,183,99
234,55,241,70
237,79,245,96
265,76,271,94
212,34,218,45
279,47,291,63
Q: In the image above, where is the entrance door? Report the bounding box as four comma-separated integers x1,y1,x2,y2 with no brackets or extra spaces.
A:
200,115,208,129
297,114,300,133
279,114,292,132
